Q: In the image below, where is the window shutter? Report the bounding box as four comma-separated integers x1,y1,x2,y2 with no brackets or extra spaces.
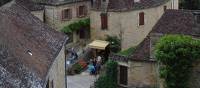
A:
77,7,79,17
84,6,88,16
70,9,72,19
101,13,108,29
139,12,144,25
61,10,64,20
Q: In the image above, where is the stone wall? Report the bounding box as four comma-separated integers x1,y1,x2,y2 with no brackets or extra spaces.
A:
128,61,159,88
31,10,44,22
90,0,178,50
47,46,66,88
45,1,90,31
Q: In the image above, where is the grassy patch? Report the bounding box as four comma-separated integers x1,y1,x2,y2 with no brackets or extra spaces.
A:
118,47,136,56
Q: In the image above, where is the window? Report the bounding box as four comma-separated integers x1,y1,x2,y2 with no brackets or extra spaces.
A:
62,9,72,20
46,80,49,88
197,15,200,24
119,65,128,86
164,6,167,11
77,6,87,17
101,13,108,30
51,80,54,88
139,12,144,26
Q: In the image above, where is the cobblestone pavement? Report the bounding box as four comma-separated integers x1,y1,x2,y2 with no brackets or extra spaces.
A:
67,72,98,88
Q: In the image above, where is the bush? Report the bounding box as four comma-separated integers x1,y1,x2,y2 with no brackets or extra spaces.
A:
95,60,118,88
106,35,121,53
61,18,90,33
155,35,200,88
118,47,136,56
73,63,83,74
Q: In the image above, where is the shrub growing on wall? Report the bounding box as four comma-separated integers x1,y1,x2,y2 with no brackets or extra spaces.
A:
155,35,200,88
95,60,118,88
61,18,90,33
106,35,121,53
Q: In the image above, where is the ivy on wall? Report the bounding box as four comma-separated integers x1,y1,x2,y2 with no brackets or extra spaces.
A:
61,18,90,33
155,35,200,88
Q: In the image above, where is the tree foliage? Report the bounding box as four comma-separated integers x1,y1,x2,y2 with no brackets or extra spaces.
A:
179,0,200,10
155,35,200,88
61,18,90,33
106,35,121,53
95,60,118,88
0,0,11,6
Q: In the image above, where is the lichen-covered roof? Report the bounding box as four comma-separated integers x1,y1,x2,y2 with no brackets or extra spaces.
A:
16,0,44,11
92,0,169,12
34,0,89,6
131,10,200,61
151,10,200,36
0,1,67,88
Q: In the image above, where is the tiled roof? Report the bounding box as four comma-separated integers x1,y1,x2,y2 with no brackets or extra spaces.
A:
92,0,169,11
131,10,200,61
0,1,67,88
131,36,152,61
16,0,44,11
35,0,89,6
151,10,200,36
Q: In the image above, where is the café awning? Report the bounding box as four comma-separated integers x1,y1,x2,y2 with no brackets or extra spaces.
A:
88,40,109,50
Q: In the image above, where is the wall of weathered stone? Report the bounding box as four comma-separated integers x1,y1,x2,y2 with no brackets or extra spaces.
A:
31,10,44,22
187,60,200,88
47,46,66,88
90,0,178,50
128,61,159,88
45,1,90,31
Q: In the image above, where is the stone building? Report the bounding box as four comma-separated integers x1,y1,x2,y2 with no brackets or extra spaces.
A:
16,0,45,21
0,1,68,88
90,0,179,50
110,10,200,88
38,0,91,31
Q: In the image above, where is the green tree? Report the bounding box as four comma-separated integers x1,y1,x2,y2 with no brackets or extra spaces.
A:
155,35,200,88
95,60,118,88
0,0,11,6
106,35,121,53
179,0,200,10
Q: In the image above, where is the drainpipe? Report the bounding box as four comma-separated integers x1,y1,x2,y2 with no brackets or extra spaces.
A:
64,41,68,88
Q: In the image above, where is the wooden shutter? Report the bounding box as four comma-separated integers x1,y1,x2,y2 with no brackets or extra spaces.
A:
84,6,88,16
69,9,72,19
77,7,79,17
61,10,64,20
139,12,144,25
101,13,108,29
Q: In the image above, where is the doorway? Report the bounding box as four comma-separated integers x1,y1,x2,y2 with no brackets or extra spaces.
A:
119,65,128,86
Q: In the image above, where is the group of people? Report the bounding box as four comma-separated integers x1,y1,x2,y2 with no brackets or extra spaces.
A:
87,56,102,75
